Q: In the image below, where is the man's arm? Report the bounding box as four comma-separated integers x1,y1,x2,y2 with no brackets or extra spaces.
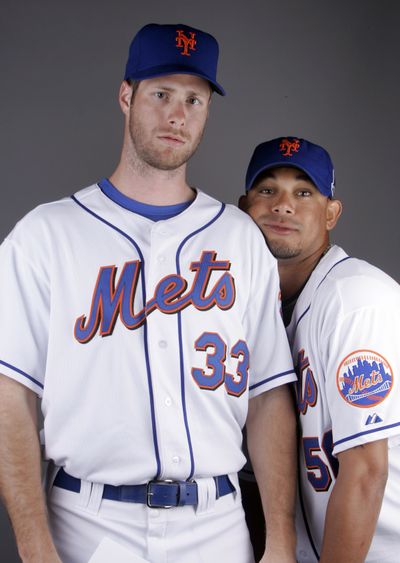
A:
0,374,61,563
319,439,388,563
246,384,297,563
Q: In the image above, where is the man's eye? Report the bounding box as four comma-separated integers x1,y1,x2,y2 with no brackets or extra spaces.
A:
298,190,311,197
155,92,167,99
259,188,273,195
188,97,200,105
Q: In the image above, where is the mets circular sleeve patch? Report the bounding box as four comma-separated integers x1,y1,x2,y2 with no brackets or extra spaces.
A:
336,349,393,408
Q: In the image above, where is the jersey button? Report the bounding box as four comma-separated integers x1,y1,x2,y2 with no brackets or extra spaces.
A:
165,397,172,407
158,340,167,349
172,456,180,464
157,255,166,263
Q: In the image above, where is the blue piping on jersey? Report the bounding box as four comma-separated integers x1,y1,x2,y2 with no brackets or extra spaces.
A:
175,202,226,481
334,420,400,448
249,368,296,391
315,256,352,290
297,460,320,560
70,195,162,478
0,360,44,390
293,256,353,333
294,305,311,333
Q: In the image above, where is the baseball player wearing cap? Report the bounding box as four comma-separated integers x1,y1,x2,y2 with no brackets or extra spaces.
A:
0,25,297,563
240,136,400,562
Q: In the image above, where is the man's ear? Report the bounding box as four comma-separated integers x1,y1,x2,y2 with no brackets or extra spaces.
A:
326,198,343,231
238,194,248,211
118,80,134,115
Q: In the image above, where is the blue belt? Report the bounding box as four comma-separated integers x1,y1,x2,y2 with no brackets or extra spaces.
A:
53,468,235,508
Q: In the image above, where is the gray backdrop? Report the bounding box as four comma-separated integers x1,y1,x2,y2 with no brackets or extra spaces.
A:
1,0,399,560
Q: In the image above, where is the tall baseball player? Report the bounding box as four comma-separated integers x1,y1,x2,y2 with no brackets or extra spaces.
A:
0,25,297,563
240,136,400,562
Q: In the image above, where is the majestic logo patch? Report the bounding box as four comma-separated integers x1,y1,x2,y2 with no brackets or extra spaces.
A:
176,30,196,56
336,350,393,408
365,413,383,425
279,138,300,157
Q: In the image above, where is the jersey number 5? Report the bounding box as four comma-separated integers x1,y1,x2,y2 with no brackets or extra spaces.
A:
192,332,249,397
302,431,339,492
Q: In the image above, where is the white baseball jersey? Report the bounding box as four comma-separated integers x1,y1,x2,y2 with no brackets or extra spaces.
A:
290,245,400,563
0,181,295,485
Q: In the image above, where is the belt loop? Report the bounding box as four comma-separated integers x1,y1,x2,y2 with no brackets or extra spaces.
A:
86,482,104,514
44,461,59,495
195,477,216,515
77,479,93,509
228,472,239,500
177,482,188,507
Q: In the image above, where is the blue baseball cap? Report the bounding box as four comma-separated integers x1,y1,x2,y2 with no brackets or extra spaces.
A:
124,23,226,96
245,137,335,197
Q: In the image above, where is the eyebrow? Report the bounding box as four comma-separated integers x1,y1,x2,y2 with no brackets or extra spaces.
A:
150,84,208,96
150,85,176,92
149,82,211,99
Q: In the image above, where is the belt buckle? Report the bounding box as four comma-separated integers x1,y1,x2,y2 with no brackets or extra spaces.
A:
146,479,176,509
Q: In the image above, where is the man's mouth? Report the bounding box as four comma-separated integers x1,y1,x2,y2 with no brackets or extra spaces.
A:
263,221,299,235
158,134,186,145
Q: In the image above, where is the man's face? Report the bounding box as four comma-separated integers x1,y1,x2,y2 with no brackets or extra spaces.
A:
240,167,340,262
126,74,211,171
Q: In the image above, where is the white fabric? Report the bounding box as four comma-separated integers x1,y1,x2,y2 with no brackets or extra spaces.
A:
88,537,149,563
195,476,217,514
48,484,254,563
0,185,295,484
290,245,400,562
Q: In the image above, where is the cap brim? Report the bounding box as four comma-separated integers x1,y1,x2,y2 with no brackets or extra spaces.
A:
246,161,330,197
124,64,226,96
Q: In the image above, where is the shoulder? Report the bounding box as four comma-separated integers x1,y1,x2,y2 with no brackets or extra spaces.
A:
220,200,271,241
323,252,400,310
5,184,99,240
223,202,263,227
196,190,271,246
196,190,258,223
2,184,99,257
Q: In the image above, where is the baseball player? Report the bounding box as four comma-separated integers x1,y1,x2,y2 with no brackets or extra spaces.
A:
0,25,297,563
240,136,400,562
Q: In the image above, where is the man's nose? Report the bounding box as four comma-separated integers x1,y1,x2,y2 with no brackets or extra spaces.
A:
168,101,186,128
272,193,295,214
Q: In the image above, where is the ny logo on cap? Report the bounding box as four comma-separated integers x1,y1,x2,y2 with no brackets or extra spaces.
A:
176,29,197,56
280,138,300,157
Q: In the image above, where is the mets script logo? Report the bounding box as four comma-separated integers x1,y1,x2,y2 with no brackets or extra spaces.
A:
74,251,235,343
279,138,300,157
336,350,394,408
176,29,196,56
296,349,318,415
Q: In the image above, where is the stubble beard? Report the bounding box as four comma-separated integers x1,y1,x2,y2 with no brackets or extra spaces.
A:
128,113,205,173
264,237,302,260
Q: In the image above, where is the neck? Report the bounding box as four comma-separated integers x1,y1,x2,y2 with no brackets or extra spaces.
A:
278,243,331,301
109,145,195,206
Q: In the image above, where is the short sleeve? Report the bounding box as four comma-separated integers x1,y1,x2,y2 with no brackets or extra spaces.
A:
0,235,50,396
244,244,296,398
326,303,400,455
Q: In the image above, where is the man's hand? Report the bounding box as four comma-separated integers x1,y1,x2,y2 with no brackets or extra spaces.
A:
319,439,388,562
246,385,297,562
0,375,60,563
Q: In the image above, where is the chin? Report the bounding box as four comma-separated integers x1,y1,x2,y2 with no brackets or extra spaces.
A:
266,240,301,260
